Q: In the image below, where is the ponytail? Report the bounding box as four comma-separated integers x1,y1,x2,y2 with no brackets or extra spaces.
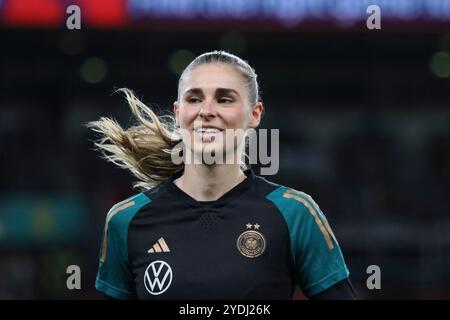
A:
87,88,183,190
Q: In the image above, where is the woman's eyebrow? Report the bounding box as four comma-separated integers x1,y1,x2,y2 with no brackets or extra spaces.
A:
215,88,240,96
184,87,239,96
184,88,204,96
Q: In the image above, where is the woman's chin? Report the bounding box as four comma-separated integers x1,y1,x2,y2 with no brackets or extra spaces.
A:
187,146,224,164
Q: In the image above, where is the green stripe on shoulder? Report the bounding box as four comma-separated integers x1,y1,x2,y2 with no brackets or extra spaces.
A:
266,186,306,264
101,193,152,262
266,186,349,297
107,192,151,232
96,193,152,299
266,186,337,263
106,193,150,225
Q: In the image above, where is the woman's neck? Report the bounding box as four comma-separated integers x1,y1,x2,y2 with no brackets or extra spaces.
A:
175,164,246,201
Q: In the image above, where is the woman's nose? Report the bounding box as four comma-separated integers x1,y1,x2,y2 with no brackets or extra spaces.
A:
198,100,217,118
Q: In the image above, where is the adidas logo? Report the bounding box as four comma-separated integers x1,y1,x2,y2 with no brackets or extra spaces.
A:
148,237,170,253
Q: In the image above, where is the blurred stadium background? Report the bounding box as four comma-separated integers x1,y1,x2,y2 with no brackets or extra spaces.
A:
1,0,450,299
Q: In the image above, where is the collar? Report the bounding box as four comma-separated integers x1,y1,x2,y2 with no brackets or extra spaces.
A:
165,167,255,208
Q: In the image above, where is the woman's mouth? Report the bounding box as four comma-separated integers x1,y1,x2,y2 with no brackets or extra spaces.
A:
195,128,222,134
193,127,224,142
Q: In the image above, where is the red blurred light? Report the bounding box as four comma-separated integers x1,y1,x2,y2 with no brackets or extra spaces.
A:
2,0,64,27
77,0,127,28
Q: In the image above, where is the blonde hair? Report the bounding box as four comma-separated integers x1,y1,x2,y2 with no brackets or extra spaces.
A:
87,51,260,190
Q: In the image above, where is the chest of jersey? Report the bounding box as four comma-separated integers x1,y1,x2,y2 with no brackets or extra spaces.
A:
128,200,295,299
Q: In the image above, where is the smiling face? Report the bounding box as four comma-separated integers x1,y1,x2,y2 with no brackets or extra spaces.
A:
174,63,263,165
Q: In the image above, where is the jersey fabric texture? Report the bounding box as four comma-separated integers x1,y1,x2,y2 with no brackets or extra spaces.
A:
95,168,350,300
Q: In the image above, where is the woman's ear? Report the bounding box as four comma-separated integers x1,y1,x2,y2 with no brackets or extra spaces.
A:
248,102,264,128
173,101,179,127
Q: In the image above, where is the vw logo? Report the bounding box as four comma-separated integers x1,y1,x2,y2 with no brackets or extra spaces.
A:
143,260,173,295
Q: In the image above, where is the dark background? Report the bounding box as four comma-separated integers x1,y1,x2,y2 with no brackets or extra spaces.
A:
1,0,450,299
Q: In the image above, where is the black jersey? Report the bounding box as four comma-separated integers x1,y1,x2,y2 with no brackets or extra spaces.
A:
95,169,349,299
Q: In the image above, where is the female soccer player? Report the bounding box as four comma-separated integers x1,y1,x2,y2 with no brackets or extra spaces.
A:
89,51,356,300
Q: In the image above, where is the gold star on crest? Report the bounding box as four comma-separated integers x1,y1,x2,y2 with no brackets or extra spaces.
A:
254,223,260,230
246,223,253,229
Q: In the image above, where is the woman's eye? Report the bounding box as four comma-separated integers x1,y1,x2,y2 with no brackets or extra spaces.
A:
187,97,201,103
218,98,233,104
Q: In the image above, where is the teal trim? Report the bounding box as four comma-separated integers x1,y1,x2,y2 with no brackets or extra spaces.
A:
95,277,135,300
104,193,151,263
266,186,350,297
303,267,350,297
96,193,151,299
288,191,331,235
266,186,304,271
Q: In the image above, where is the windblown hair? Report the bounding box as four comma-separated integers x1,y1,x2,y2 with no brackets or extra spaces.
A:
87,51,260,190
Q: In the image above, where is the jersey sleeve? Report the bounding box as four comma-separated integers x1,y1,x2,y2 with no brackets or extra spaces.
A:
95,193,150,300
267,187,350,297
